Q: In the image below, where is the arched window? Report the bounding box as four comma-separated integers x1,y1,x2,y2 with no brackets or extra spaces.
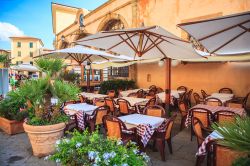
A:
102,19,125,31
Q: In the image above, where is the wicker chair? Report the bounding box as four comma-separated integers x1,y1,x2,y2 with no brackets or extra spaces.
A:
226,102,243,108
136,89,145,98
201,90,210,99
147,89,157,97
104,97,117,116
190,107,213,141
156,87,164,93
86,106,109,132
213,143,247,166
102,115,135,143
151,113,177,161
178,100,188,131
117,98,136,115
78,95,87,103
184,89,193,108
143,105,165,117
214,110,236,125
94,99,106,107
193,92,204,105
149,85,157,90
177,86,188,92
107,90,116,98
205,97,223,106
218,88,233,94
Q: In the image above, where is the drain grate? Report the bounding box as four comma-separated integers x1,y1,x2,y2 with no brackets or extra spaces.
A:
7,156,24,163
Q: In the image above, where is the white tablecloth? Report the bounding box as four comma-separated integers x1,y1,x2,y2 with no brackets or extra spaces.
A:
81,92,108,100
116,97,149,106
119,114,165,129
119,89,149,97
64,103,97,115
208,93,234,103
157,90,185,102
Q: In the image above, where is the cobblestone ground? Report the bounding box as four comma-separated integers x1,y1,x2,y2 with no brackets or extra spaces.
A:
0,114,199,166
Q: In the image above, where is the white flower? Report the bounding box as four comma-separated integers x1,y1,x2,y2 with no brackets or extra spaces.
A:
133,149,139,154
89,151,98,161
117,140,123,145
55,140,61,145
130,141,136,145
44,155,50,160
94,156,101,163
75,142,82,148
141,152,150,162
64,138,70,143
55,159,61,163
122,163,128,166
110,151,116,158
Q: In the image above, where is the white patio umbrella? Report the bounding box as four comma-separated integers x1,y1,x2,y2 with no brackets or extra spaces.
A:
38,45,132,91
75,26,203,107
178,11,250,55
10,63,39,72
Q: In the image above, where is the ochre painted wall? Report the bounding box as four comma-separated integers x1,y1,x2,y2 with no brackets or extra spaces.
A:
137,62,250,98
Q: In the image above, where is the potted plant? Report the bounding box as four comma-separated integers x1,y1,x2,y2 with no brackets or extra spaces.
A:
212,117,250,166
0,90,28,135
22,58,80,157
0,54,11,68
46,130,150,166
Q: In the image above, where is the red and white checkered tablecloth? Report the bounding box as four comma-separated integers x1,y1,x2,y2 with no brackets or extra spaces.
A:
185,104,245,127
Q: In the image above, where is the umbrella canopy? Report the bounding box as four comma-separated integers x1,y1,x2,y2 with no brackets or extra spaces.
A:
39,45,133,64
10,63,39,72
75,26,202,60
178,11,250,55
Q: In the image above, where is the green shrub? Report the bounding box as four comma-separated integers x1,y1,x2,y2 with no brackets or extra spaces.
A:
233,157,250,166
47,130,149,166
99,79,137,95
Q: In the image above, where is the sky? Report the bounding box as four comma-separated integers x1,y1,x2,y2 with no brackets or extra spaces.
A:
0,0,108,50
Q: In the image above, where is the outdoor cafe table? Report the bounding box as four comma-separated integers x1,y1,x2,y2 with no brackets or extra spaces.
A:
64,103,98,130
206,93,234,104
81,92,108,100
116,97,149,106
156,90,185,104
119,114,166,146
119,89,149,97
185,104,245,127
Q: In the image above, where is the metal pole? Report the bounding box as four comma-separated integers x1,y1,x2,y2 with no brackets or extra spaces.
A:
165,58,171,116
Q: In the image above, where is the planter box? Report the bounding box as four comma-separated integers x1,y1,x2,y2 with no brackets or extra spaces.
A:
0,117,24,135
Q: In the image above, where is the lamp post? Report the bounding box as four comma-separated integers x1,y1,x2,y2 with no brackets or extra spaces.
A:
85,63,91,92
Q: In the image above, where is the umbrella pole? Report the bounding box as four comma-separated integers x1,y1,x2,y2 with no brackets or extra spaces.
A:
80,63,84,86
87,68,90,92
165,58,171,116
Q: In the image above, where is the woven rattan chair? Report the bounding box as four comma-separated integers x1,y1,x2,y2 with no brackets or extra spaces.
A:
117,98,136,115
214,110,236,125
86,106,109,132
177,86,187,92
201,90,210,99
147,89,157,97
205,97,223,106
178,100,188,131
218,88,233,94
213,143,247,166
151,113,177,161
186,89,193,107
136,89,145,98
138,97,157,113
149,85,157,90
104,97,117,116
143,105,165,117
107,90,116,98
102,115,135,143
94,99,106,107
226,102,243,108
78,95,87,103
156,87,164,93
193,92,204,105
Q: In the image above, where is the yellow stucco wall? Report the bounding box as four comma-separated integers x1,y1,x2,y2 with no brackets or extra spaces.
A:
10,38,43,64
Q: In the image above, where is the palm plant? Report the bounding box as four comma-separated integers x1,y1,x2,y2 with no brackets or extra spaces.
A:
212,116,250,153
35,58,65,77
0,54,11,67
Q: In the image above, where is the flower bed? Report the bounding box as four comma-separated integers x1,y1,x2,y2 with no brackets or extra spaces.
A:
47,130,150,166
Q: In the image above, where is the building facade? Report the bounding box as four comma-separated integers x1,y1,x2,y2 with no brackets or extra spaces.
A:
52,0,250,97
9,36,44,65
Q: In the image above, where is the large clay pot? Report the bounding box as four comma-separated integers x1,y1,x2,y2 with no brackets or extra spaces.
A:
0,117,24,135
23,122,66,157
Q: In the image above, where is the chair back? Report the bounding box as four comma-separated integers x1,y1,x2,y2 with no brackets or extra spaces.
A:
165,113,177,139
127,92,138,98
104,97,116,113
192,117,205,147
226,102,243,108
144,105,165,117
149,85,157,90
102,115,122,139
145,97,156,107
193,92,203,105
177,86,187,92
213,143,247,166
136,89,144,98
108,90,116,98
201,89,209,99
79,95,86,103
95,99,105,107
156,87,164,93
148,89,156,96
205,97,223,106
92,106,109,125
117,99,130,114
190,107,212,128
214,110,236,125
145,95,155,99
178,100,188,117
243,92,250,109
219,88,233,94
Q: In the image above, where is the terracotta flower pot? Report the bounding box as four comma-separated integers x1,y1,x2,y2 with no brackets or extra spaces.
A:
0,117,24,135
23,122,66,157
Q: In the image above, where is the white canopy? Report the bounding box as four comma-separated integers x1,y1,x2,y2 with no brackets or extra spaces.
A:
39,45,133,64
10,63,39,72
178,11,250,55
75,26,203,60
